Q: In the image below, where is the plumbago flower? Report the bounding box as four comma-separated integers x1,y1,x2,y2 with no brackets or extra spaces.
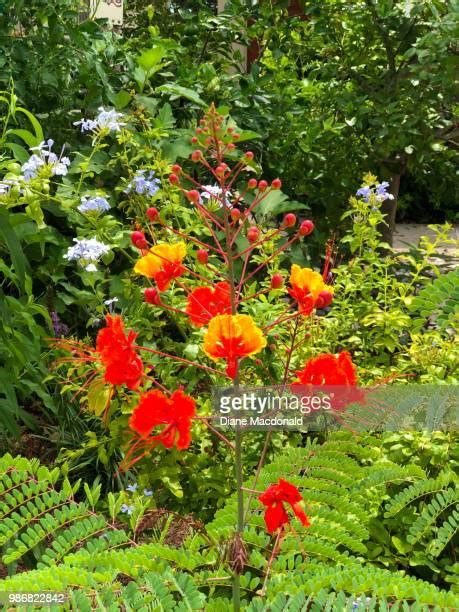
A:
63,237,110,272
22,139,70,180
74,107,125,134
356,180,394,203
125,170,161,197
78,195,110,214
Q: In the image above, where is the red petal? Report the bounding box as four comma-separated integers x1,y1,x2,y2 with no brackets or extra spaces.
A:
264,502,289,534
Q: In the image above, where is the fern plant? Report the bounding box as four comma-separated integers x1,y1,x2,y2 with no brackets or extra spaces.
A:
1,438,458,610
409,268,459,334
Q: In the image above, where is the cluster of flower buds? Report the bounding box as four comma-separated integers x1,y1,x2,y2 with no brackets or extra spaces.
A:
131,230,148,250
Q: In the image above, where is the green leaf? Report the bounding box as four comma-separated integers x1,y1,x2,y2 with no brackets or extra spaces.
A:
137,46,166,71
87,380,110,417
5,128,40,148
0,207,30,292
156,84,207,108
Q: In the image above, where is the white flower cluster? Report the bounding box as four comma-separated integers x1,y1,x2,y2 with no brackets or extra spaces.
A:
74,107,125,134
63,237,110,272
21,139,70,181
200,184,233,208
78,195,110,214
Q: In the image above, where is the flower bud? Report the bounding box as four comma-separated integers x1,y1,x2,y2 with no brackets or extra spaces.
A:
169,173,179,184
186,190,201,203
271,273,283,289
146,207,159,221
233,133,241,140
131,231,146,248
245,151,254,160
258,180,268,192
247,226,259,243
283,213,296,228
197,249,209,264
144,287,161,305
191,136,198,144
315,290,333,309
271,178,282,189
247,178,257,190
171,164,181,173
227,143,236,151
299,220,315,236
230,208,241,222
191,149,202,162
215,165,225,177
255,359,262,366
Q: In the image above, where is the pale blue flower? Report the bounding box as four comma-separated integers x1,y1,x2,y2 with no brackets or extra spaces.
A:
125,170,161,197
200,184,232,208
74,107,125,134
126,483,138,493
143,488,153,497
63,237,110,272
78,195,110,214
120,504,134,515
356,186,371,201
22,140,70,180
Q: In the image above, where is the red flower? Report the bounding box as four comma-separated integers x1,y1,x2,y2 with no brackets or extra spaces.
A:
129,389,196,450
186,282,232,327
259,478,310,534
96,315,143,390
294,351,358,386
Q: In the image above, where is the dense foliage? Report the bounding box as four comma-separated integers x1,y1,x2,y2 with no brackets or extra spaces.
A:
0,1,457,609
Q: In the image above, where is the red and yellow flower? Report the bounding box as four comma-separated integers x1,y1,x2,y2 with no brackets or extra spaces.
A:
259,478,310,534
288,264,333,315
129,389,196,450
134,242,186,291
203,314,266,379
186,281,231,327
96,314,143,390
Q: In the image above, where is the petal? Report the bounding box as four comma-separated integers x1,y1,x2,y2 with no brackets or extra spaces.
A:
264,502,289,534
292,502,311,528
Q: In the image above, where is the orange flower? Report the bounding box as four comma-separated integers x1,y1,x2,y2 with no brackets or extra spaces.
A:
134,242,186,291
96,314,143,390
186,282,232,327
129,389,196,450
259,478,310,534
293,351,364,410
203,314,266,378
288,264,333,315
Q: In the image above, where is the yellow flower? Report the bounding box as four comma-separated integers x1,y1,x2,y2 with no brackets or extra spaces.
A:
288,264,333,314
134,242,186,291
203,314,267,378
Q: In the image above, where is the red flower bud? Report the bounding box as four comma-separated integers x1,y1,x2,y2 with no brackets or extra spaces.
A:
245,151,254,160
227,126,234,133
233,133,241,140
171,164,181,173
227,142,236,151
299,220,315,236
197,249,209,264
191,149,202,162
196,128,203,134
315,290,333,309
191,136,198,144
255,359,262,366
247,178,257,189
131,231,146,248
186,190,201,203
247,226,260,243
271,273,283,289
215,165,226,177
230,208,241,222
283,213,296,228
271,178,282,189
144,287,161,305
169,173,179,184
146,207,159,221
258,180,268,192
